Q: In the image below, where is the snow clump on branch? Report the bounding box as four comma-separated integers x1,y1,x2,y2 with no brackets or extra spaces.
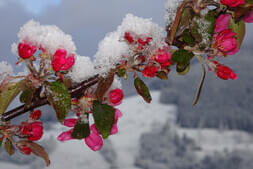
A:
94,13,165,76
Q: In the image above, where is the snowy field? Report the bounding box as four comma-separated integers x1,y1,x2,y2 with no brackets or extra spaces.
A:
0,91,253,169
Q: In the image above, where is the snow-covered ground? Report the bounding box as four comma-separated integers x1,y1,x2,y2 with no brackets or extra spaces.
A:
1,91,253,169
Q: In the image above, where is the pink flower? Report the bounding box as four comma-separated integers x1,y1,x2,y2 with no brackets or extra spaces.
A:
142,65,158,78
109,88,124,106
220,0,245,7
18,42,37,59
214,29,239,55
214,14,231,33
84,124,103,151
51,48,75,72
29,110,42,120
20,121,43,141
124,32,134,44
214,62,237,80
57,119,104,151
57,129,74,142
244,11,253,23
57,118,77,142
110,109,123,135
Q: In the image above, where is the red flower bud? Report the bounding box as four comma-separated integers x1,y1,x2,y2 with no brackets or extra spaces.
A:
220,0,244,7
20,121,43,141
142,65,158,78
29,110,42,120
18,42,37,59
215,63,237,80
124,32,134,44
154,49,171,68
109,88,124,106
51,48,75,72
18,145,31,155
28,121,43,141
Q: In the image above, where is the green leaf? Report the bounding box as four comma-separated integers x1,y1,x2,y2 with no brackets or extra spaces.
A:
4,138,15,156
172,49,194,65
190,22,202,42
116,69,126,78
205,10,216,39
45,81,71,123
19,88,34,105
177,64,190,76
229,18,246,48
93,101,115,139
183,30,195,46
0,80,24,114
71,119,90,139
156,71,168,80
134,77,152,103
246,0,253,4
0,137,3,148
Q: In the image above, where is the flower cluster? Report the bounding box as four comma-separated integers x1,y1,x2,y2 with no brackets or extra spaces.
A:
57,88,124,151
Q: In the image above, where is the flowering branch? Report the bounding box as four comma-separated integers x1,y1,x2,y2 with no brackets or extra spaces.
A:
1,75,99,122
0,0,252,166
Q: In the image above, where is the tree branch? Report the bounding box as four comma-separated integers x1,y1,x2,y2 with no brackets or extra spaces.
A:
1,75,99,122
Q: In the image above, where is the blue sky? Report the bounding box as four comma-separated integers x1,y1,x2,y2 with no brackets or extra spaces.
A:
19,0,61,15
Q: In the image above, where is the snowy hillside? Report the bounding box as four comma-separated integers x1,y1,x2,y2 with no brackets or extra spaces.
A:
0,91,253,169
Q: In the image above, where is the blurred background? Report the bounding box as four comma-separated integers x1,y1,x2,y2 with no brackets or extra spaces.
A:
0,0,253,169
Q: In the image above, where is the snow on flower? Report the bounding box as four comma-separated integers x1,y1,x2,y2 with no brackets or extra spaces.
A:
12,20,76,56
94,14,165,76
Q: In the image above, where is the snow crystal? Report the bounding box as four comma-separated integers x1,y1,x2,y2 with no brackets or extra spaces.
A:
13,20,76,56
165,0,183,25
94,14,165,76
0,61,14,83
67,55,96,83
111,77,122,89
0,61,13,75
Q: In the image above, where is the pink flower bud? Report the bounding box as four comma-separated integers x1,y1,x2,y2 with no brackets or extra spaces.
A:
18,145,31,155
214,14,231,33
244,11,253,23
18,42,36,59
109,88,124,106
29,110,42,120
214,29,239,55
220,0,245,7
142,65,158,78
84,132,103,151
51,48,75,72
57,129,74,142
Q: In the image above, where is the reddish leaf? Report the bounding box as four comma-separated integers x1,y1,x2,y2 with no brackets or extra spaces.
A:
4,138,15,156
95,72,114,102
17,140,50,166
